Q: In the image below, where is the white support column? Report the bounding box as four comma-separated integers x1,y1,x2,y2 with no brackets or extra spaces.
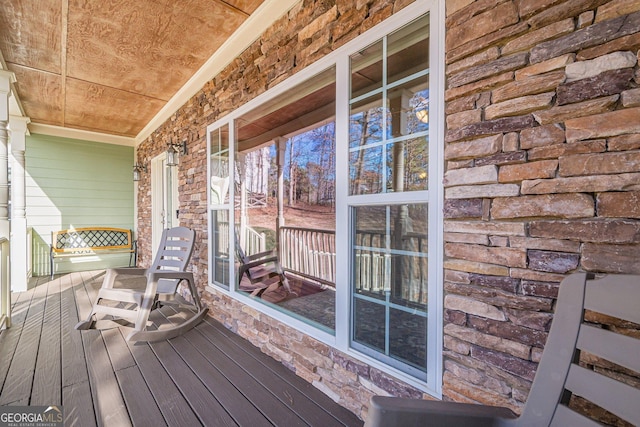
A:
9,115,30,291
0,70,16,241
275,137,286,239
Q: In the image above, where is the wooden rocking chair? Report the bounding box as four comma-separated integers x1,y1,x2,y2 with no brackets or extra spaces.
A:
365,272,640,426
75,227,208,342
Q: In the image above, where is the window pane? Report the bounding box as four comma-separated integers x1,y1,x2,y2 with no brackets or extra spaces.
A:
351,40,383,99
388,79,429,137
349,94,385,149
234,67,337,333
390,308,426,370
386,137,429,192
349,16,429,197
349,146,383,195
209,124,230,205
354,297,386,353
387,15,429,85
211,209,230,288
351,203,428,376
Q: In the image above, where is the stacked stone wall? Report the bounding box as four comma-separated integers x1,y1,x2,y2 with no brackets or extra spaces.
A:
134,0,640,422
443,0,640,422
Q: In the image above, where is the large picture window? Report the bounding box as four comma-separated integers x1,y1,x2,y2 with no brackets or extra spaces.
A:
207,1,442,395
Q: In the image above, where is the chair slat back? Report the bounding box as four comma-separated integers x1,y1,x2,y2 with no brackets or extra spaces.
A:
148,227,196,273
518,273,640,426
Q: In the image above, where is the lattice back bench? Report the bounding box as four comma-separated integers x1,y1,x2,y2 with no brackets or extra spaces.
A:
50,227,136,278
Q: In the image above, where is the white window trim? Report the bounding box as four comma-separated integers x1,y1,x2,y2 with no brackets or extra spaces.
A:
205,0,444,398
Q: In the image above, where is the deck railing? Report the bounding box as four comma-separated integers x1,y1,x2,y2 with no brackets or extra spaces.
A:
0,238,10,329
216,222,266,257
355,230,428,305
279,226,336,286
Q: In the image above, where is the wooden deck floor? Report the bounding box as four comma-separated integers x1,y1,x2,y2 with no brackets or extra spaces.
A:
0,270,363,427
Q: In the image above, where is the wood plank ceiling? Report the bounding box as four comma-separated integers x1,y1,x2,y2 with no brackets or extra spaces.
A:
0,0,264,137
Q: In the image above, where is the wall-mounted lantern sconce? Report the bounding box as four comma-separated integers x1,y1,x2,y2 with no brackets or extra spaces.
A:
133,163,147,182
166,139,187,166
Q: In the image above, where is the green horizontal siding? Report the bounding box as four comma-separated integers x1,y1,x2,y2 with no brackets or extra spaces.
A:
26,134,135,276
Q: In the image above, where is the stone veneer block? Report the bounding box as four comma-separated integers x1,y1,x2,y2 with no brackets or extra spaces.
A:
448,53,529,89
557,68,635,105
582,243,640,273
522,172,640,194
530,11,640,63
447,108,483,130
565,51,637,82
498,160,558,182
445,72,514,102
443,198,485,219
445,242,527,268
446,183,520,199
622,87,640,107
509,268,567,283
533,94,618,125
447,47,501,75
444,165,498,187
484,92,555,120
515,54,575,80
520,124,565,149
445,22,529,64
565,107,640,142
492,70,565,104
528,249,580,273
529,218,640,243
446,2,519,51
490,193,594,219
445,295,506,321
444,324,531,360
509,236,581,252
597,191,640,218
444,259,510,276
578,32,640,61
446,115,535,143
444,232,490,245
608,133,640,151
527,140,606,161
559,151,640,176
502,18,575,55
475,151,527,166
594,0,640,23
445,134,502,160
444,220,526,236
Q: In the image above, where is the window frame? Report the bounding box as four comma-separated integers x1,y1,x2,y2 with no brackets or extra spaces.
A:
206,0,444,397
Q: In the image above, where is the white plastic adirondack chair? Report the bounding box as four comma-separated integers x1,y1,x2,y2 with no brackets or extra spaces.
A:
75,226,208,342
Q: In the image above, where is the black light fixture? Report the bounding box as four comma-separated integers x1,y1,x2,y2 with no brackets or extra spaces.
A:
132,163,147,181
166,139,187,166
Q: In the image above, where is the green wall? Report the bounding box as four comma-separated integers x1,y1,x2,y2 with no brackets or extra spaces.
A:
26,134,135,276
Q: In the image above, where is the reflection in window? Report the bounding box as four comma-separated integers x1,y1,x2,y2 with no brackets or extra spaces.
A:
234,67,337,333
352,204,428,373
209,124,231,289
349,13,431,379
349,15,429,196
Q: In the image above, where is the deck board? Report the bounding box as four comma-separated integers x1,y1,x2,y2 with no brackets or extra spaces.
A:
0,271,363,427
31,278,62,405
0,281,48,405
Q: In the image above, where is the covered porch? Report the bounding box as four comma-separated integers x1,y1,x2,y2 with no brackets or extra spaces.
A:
0,270,361,426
